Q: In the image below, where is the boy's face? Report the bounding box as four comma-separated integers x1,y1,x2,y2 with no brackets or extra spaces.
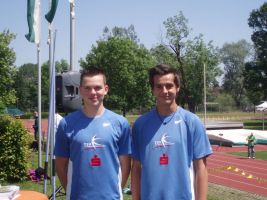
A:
79,74,108,108
152,73,179,107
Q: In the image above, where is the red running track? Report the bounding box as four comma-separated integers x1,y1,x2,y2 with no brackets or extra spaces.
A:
209,145,267,197
20,119,48,136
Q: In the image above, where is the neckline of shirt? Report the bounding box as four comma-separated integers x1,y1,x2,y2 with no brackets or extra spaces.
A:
155,108,178,125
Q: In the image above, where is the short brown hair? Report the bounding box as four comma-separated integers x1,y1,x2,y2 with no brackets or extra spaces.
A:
149,64,180,89
80,67,106,86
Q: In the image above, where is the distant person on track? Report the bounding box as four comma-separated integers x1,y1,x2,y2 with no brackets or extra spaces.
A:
247,132,256,159
32,111,38,140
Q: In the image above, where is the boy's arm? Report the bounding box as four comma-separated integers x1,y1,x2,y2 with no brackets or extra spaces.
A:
193,157,208,200
55,156,69,191
119,155,131,188
131,159,141,200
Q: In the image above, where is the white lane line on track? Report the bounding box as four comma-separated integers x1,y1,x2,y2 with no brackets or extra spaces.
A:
209,173,267,190
209,157,267,172
213,153,267,163
211,153,267,166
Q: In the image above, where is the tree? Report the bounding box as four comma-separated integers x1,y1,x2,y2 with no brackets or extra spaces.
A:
15,61,50,111
42,59,70,111
102,25,139,43
55,59,69,73
220,40,252,108
150,44,177,67
0,30,17,112
14,63,38,111
80,30,155,115
182,36,222,111
155,11,221,112
248,2,267,62
245,3,267,102
215,93,236,112
244,61,264,106
15,59,69,111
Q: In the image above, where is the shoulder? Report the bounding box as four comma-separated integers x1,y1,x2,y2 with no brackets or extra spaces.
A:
65,110,82,119
177,107,204,131
60,110,83,126
104,109,129,126
133,109,155,128
178,107,200,122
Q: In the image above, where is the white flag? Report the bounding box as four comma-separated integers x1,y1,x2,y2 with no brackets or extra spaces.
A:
25,0,41,44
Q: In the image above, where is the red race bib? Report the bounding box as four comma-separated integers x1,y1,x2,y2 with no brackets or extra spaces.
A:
160,154,168,165
91,155,101,167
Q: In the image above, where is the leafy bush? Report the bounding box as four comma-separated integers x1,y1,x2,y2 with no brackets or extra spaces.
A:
244,120,266,126
243,120,267,130
0,116,33,182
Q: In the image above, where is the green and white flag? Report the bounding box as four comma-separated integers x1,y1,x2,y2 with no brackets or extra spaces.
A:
25,0,40,44
45,0,59,23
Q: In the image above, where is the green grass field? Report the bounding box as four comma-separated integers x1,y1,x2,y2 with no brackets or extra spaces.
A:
229,151,267,160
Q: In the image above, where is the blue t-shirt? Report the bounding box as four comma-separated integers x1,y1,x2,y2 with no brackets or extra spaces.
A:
132,107,212,200
54,109,131,200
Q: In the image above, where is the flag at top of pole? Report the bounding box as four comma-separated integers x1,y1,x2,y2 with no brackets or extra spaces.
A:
45,0,59,23
25,0,41,44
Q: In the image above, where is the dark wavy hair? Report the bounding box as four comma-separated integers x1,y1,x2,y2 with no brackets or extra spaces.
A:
149,64,180,89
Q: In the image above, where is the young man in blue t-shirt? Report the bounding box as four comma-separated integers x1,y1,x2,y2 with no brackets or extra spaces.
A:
54,67,131,200
131,64,212,200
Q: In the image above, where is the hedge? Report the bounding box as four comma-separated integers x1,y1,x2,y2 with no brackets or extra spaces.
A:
243,120,267,127
0,116,33,181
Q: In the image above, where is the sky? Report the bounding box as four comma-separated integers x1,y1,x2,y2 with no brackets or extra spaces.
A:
1,0,266,71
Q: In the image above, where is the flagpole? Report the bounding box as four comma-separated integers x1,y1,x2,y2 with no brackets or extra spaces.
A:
70,0,75,71
49,22,53,186
204,63,207,127
37,42,42,168
43,0,59,197
43,21,53,194
36,0,42,168
51,29,57,200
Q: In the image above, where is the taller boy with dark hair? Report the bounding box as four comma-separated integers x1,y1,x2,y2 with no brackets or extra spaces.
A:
131,64,212,200
55,67,131,200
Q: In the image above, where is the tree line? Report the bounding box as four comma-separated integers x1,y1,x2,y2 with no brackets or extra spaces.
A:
1,3,266,115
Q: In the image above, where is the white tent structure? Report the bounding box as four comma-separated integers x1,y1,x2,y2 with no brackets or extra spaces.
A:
207,129,267,146
256,101,267,111
256,101,267,130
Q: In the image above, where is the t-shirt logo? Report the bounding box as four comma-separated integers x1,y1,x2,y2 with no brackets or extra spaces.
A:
154,133,174,148
102,122,110,127
84,135,105,150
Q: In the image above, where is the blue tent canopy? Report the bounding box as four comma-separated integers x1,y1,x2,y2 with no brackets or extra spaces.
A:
4,107,25,118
